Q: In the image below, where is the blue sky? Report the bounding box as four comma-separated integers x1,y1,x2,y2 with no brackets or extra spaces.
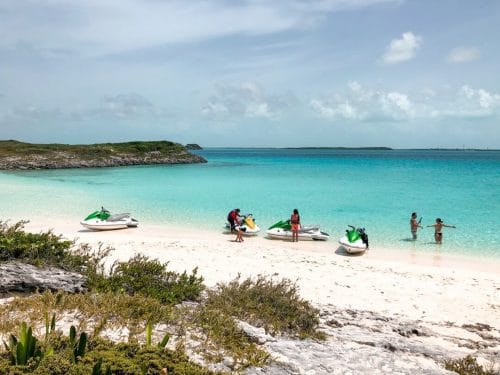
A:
1,0,499,148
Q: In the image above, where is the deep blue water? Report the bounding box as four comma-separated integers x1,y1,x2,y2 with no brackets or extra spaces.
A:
1,148,499,257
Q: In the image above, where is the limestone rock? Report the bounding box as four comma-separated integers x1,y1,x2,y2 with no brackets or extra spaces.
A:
0,262,86,294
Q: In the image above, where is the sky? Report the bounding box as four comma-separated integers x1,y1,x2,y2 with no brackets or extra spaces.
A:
1,0,499,148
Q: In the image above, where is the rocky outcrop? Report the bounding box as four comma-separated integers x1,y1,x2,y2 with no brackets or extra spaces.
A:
0,262,87,294
241,306,500,374
0,140,206,170
185,144,203,150
0,152,206,170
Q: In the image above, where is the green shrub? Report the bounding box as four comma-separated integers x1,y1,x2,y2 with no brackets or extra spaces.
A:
444,355,497,375
91,254,204,305
0,221,111,275
0,220,72,265
32,353,72,375
205,275,323,339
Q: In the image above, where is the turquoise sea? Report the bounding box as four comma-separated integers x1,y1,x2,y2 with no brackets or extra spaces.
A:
1,148,499,257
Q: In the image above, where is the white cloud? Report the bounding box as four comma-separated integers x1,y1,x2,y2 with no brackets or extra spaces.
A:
382,32,422,64
310,99,357,119
386,92,412,113
459,85,500,109
447,47,480,63
0,0,401,57
202,82,296,119
310,82,500,122
348,81,362,93
98,93,153,119
310,99,337,119
201,102,229,116
311,82,415,121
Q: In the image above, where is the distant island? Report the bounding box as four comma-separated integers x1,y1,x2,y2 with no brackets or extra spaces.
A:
284,146,393,150
0,140,206,170
185,143,203,150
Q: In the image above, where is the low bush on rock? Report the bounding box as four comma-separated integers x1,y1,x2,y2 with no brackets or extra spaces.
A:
205,275,324,339
90,254,204,304
0,220,111,276
194,305,271,369
0,220,73,266
444,355,498,375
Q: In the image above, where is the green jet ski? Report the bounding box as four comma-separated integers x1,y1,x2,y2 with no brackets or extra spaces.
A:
339,226,368,253
80,207,139,231
266,220,329,241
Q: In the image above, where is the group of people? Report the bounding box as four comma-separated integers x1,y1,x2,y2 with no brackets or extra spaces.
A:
227,208,302,242
229,208,456,245
410,212,456,244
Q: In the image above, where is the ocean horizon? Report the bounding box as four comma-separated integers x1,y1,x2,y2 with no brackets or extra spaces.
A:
1,148,499,258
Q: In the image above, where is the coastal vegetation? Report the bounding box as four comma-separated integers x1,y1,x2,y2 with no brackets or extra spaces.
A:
0,220,324,373
444,355,498,375
0,140,206,170
204,276,324,340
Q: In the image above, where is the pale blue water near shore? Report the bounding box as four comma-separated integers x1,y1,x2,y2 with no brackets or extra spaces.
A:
1,149,499,257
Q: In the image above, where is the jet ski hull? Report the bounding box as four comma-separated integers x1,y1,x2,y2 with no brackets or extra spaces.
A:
80,218,138,231
339,236,367,254
81,208,138,231
225,224,260,235
266,227,329,241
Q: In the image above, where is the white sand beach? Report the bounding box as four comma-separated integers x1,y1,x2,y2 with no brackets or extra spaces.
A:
25,219,500,329
14,218,499,373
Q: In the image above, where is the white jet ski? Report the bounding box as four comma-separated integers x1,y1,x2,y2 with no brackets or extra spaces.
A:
225,214,260,235
80,207,139,231
266,220,329,241
339,226,368,254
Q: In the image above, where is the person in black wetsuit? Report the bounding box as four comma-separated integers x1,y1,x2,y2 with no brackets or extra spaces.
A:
359,228,369,249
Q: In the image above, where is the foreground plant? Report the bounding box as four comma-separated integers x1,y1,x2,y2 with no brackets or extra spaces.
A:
0,322,210,374
69,326,88,363
3,322,41,365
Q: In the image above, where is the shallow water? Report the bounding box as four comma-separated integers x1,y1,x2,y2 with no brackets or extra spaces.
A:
1,148,499,257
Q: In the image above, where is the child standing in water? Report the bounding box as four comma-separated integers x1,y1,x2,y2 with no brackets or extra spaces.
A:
290,209,300,242
427,218,456,244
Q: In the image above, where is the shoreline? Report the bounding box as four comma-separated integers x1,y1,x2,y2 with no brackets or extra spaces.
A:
23,217,500,274
20,217,500,330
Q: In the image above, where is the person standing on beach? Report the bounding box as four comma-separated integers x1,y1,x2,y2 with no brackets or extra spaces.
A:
410,212,422,240
228,208,246,242
427,218,456,244
227,208,240,233
290,209,300,242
